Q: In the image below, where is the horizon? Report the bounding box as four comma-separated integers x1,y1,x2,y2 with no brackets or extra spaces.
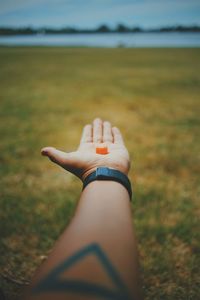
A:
0,23,200,31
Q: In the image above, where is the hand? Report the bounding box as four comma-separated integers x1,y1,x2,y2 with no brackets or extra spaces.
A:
41,118,130,181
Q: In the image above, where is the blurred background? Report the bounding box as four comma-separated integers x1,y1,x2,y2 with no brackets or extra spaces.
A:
0,1,200,299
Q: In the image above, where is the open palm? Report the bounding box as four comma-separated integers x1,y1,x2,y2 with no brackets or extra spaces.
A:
41,118,130,180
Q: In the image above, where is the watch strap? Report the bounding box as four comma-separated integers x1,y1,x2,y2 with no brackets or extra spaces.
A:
82,167,132,200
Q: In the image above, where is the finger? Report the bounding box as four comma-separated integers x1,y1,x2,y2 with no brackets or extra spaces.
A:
103,121,113,143
112,127,124,145
80,124,92,144
93,118,103,143
41,147,70,166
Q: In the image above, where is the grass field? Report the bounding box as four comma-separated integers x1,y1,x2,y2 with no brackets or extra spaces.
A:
0,47,199,300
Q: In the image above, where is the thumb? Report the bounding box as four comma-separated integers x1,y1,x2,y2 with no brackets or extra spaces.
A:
41,147,70,167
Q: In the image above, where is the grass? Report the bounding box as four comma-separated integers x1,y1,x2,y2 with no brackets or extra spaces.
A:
0,47,199,299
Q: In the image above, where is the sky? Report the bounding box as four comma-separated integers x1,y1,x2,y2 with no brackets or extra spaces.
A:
0,0,200,28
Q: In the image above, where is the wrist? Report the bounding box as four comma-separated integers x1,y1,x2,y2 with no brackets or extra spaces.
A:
82,167,132,200
82,180,131,199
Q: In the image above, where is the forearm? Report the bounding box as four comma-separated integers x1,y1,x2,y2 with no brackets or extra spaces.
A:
74,181,141,297
26,181,142,299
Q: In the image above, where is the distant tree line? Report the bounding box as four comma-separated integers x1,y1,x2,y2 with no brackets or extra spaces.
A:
0,24,200,35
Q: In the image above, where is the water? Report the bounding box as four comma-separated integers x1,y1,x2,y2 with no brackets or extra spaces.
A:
0,32,200,47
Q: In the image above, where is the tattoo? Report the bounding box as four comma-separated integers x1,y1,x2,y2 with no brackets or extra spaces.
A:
32,243,132,299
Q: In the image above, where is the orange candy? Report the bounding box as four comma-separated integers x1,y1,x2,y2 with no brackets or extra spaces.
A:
96,147,108,155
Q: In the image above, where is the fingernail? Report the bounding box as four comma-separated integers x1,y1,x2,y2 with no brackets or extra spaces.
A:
41,148,48,156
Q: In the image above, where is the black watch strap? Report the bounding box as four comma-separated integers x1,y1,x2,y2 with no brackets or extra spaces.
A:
82,167,132,200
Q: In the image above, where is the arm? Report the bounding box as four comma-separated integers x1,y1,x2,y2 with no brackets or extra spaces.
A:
24,118,142,300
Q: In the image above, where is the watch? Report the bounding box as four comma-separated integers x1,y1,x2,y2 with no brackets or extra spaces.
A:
82,167,132,200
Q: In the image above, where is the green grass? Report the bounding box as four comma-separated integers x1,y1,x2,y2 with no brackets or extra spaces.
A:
0,47,199,300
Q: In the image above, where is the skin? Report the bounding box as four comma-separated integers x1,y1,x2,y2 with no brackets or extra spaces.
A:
23,118,142,300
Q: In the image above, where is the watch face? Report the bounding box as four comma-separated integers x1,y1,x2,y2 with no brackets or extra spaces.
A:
96,167,111,178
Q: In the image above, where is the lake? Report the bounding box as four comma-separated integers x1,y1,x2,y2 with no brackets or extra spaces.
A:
0,32,200,47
